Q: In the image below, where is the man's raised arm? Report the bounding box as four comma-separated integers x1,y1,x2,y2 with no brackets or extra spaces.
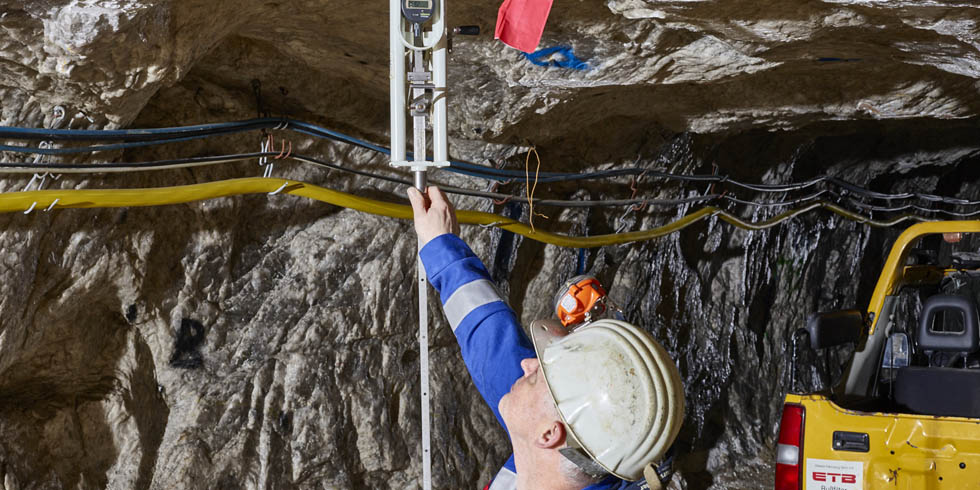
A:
407,187,535,428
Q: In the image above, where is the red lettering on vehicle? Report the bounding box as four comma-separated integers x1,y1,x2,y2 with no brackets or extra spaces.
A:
813,471,857,484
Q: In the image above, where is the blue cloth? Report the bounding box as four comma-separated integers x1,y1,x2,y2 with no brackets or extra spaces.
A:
524,46,589,70
419,234,634,490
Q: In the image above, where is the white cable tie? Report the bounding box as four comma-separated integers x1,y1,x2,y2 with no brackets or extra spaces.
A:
23,202,37,214
24,174,40,191
72,111,95,124
30,141,53,167
52,106,66,125
268,182,288,195
45,198,60,212
614,206,636,234
259,140,269,167
618,205,635,223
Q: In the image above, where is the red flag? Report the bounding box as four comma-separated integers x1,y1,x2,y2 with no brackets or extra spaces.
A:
495,0,555,53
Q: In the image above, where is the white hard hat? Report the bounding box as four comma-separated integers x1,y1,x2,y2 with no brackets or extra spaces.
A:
530,318,685,481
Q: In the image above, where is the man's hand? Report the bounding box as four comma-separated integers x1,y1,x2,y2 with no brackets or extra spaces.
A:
407,186,460,247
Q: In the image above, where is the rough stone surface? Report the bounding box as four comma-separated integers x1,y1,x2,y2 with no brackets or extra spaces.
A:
1,1,979,489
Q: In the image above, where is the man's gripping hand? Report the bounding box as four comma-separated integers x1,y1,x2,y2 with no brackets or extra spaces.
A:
407,186,460,247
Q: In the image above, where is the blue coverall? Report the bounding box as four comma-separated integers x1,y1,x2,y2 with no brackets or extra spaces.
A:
420,234,645,490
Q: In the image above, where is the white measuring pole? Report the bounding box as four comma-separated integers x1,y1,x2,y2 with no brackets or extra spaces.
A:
412,46,433,490
390,0,448,488
416,212,432,490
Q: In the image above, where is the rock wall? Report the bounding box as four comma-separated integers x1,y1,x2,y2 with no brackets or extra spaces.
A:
1,1,979,489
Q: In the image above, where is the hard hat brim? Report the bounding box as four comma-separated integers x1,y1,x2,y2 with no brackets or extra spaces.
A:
529,319,619,478
529,318,570,353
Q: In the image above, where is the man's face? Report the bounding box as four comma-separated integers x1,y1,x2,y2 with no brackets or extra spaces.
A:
499,357,558,438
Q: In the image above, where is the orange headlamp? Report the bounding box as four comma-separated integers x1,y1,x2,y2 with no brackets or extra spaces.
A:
554,275,608,327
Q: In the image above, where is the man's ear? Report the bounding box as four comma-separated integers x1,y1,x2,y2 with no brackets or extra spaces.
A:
534,420,566,449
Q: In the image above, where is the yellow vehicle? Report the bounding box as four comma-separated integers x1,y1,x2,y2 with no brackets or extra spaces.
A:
776,221,980,489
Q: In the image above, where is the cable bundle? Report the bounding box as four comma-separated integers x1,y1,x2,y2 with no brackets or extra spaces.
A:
1,117,978,237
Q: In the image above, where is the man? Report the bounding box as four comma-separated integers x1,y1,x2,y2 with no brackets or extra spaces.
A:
407,186,684,490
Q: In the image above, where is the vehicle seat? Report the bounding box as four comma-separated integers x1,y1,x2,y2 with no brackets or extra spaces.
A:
917,294,979,366
894,294,980,418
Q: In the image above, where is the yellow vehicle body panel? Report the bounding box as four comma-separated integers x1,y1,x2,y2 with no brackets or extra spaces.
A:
786,393,980,489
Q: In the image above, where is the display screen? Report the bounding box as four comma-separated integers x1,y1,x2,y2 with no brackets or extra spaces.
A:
407,0,430,8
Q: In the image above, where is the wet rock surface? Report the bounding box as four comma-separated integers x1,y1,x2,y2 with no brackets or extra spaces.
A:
1,1,980,489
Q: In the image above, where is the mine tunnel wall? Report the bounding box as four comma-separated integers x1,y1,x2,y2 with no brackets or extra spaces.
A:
1,0,980,488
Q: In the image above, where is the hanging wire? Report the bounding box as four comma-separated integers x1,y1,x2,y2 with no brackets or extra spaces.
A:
524,146,548,232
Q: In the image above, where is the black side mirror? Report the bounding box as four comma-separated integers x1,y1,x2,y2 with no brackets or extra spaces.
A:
806,310,865,349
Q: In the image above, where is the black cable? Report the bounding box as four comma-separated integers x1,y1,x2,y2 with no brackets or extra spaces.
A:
3,118,980,207
843,197,980,217
3,152,979,218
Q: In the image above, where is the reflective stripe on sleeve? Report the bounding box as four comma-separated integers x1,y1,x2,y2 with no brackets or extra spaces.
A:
443,279,503,332
488,466,518,490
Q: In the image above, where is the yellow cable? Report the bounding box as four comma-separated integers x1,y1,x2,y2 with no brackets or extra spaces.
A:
0,177,930,248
